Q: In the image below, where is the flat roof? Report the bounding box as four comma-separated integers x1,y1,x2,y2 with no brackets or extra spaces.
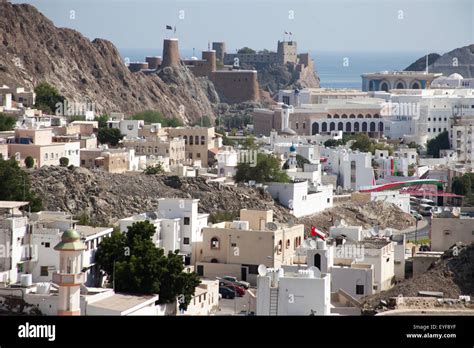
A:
0,201,29,209
76,225,113,237
89,293,157,312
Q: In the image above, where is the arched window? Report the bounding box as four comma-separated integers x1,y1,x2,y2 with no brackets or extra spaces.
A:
286,239,290,249
366,114,372,118
381,82,389,92
195,136,199,145
183,135,188,145
201,136,205,145
327,114,332,119
338,122,344,131
357,114,364,118
210,237,220,249
342,114,347,118
354,122,360,132
374,114,380,118
346,122,352,132
379,122,384,132
189,136,194,145
314,253,321,270
411,81,420,89
333,114,340,119
370,122,376,132
211,258,218,263
396,82,405,89
321,122,327,132
312,122,319,135
349,114,355,119
329,122,335,131
362,122,368,132
277,240,283,255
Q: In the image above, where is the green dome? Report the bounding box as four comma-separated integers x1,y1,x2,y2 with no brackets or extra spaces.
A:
54,229,86,251
62,229,81,242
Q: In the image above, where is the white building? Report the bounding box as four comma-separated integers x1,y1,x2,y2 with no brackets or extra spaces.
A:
256,267,331,316
28,211,113,287
0,201,30,284
119,198,209,265
321,147,374,190
267,180,333,218
216,146,238,178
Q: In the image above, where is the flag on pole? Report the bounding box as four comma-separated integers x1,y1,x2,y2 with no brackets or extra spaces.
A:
310,225,326,240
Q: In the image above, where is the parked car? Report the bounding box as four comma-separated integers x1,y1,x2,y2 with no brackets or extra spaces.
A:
219,287,236,299
221,275,250,289
218,281,245,296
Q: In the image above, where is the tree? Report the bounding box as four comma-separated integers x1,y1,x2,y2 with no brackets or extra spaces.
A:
194,115,211,127
0,113,16,131
24,156,34,169
143,163,165,175
427,131,450,158
235,153,290,183
350,134,372,153
34,82,65,114
96,115,109,129
0,157,42,211
237,47,256,54
98,128,123,146
95,221,200,310
452,175,472,196
408,163,416,177
132,110,183,127
59,157,69,167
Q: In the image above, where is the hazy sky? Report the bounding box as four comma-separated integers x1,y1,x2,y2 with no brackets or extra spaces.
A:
10,0,474,54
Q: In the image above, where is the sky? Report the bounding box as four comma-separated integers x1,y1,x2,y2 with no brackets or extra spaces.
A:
10,0,474,55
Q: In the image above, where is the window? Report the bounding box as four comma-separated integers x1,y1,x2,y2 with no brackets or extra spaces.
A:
183,237,190,245
201,136,205,145
184,217,190,225
277,240,282,254
356,284,364,295
210,237,220,249
40,266,48,277
197,153,201,158
286,239,290,249
45,242,50,248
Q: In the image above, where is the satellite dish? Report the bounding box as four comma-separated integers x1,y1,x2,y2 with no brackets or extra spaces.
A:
265,222,278,231
309,240,317,249
258,264,267,276
340,219,346,227
308,266,321,278
287,219,295,227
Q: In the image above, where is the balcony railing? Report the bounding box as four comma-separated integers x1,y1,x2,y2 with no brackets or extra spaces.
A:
52,272,85,285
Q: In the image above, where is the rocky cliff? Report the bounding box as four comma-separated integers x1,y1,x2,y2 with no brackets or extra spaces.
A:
0,2,218,124
405,44,474,77
241,62,320,96
29,166,415,233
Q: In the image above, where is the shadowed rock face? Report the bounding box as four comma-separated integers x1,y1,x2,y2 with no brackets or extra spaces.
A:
0,2,218,124
405,44,474,78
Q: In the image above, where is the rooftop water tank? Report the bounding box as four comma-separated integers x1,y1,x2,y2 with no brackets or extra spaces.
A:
20,274,32,288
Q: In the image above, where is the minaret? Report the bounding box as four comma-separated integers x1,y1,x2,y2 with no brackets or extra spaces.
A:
288,143,297,170
53,229,86,316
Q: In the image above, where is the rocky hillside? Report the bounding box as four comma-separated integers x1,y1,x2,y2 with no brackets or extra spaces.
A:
242,62,320,96
405,44,474,77
0,2,218,124
404,53,441,71
362,243,474,314
29,166,416,233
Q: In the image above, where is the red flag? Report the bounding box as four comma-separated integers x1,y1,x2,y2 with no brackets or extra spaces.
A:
310,225,326,240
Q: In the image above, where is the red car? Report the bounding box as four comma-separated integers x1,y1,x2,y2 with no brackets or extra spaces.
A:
219,281,245,296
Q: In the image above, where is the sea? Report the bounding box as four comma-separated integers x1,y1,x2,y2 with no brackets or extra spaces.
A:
119,49,424,89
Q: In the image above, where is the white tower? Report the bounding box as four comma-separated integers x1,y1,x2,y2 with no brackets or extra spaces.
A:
53,229,86,316
288,143,297,170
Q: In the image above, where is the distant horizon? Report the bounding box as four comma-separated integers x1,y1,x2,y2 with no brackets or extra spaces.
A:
10,0,474,54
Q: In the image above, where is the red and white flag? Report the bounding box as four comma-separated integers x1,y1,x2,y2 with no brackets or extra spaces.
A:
310,225,326,240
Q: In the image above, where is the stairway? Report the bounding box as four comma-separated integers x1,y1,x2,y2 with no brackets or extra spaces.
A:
269,288,278,315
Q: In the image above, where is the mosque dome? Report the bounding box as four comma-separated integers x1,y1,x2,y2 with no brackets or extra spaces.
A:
449,73,463,80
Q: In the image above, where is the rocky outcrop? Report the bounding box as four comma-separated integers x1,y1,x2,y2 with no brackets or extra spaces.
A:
29,166,416,233
29,166,288,226
404,53,441,71
405,44,474,78
242,62,320,96
0,2,218,124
